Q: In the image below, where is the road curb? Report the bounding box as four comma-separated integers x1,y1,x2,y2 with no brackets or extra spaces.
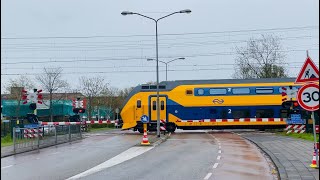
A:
241,136,283,180
152,132,171,146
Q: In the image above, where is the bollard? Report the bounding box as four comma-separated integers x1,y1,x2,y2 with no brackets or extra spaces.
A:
13,127,16,154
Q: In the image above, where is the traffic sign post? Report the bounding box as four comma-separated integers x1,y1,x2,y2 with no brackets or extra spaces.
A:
295,53,319,168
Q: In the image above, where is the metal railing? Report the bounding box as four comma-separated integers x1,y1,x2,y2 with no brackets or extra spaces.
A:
12,124,82,154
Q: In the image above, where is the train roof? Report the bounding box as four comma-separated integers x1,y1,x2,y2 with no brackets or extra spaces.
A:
122,77,296,108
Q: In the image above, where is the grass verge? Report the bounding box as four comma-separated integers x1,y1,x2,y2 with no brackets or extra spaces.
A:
276,132,319,142
1,135,13,147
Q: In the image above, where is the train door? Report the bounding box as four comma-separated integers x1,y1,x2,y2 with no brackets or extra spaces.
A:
135,99,143,121
149,96,167,122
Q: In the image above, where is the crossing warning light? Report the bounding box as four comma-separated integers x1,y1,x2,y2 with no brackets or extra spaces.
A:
282,100,299,109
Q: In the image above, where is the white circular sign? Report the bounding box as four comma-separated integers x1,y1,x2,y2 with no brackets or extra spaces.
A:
297,83,319,111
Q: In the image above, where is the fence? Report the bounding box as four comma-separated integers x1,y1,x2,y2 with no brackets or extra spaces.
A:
12,124,82,154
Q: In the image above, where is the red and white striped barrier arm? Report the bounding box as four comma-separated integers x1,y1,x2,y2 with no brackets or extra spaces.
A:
40,120,116,126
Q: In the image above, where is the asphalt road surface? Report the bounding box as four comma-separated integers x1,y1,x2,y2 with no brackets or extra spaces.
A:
1,130,145,180
1,129,275,180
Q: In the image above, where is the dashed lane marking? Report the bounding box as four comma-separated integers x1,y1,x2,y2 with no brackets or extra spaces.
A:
218,150,222,154
213,163,219,169
204,173,212,180
217,155,221,160
1,165,13,169
218,145,221,149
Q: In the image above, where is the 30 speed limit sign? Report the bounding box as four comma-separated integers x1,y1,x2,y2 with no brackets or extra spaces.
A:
297,83,319,111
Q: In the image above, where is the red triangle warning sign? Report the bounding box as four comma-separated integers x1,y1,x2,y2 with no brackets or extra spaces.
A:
295,57,319,83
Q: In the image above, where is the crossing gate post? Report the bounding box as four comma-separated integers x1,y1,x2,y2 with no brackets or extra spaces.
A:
55,125,57,144
37,126,40,150
69,125,71,142
13,127,16,153
79,124,82,139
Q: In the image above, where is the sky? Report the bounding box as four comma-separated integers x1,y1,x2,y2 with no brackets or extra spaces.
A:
1,0,319,94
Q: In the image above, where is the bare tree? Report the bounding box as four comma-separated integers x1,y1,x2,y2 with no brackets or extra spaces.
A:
233,34,288,79
36,67,69,122
4,76,35,119
79,76,108,120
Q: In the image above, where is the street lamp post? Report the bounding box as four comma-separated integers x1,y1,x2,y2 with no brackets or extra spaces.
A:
147,57,185,81
121,9,191,137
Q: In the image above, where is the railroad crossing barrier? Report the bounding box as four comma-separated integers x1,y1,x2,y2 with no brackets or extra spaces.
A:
12,124,82,155
40,120,116,126
285,124,306,134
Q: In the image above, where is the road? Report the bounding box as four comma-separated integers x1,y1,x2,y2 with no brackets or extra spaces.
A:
1,130,145,180
1,130,275,180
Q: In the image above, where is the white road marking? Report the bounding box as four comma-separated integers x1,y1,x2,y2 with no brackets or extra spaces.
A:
51,152,60,155
66,146,154,179
218,150,222,153
36,157,40,160
1,165,13,169
218,145,221,149
217,155,221,160
204,173,212,180
213,163,219,169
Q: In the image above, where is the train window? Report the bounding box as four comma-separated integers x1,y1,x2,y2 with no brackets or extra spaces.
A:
137,100,141,108
141,85,149,89
150,85,157,89
209,88,227,95
197,89,205,95
152,101,156,110
256,109,274,118
256,88,274,94
232,88,250,94
159,85,166,89
186,90,193,95
232,109,250,119
160,101,164,110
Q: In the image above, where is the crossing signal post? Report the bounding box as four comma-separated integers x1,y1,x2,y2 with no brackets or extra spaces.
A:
71,97,86,122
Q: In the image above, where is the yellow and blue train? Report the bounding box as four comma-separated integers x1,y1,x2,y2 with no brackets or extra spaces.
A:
120,78,305,132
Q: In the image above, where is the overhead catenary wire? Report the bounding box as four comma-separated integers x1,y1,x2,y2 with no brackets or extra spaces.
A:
0,66,303,76
1,25,318,40
1,48,318,65
0,61,305,70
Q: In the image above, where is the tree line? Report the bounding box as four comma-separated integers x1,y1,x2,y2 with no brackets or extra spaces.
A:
3,71,134,122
